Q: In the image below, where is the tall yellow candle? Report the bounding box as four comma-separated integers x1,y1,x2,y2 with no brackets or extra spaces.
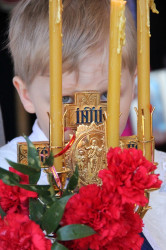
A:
137,0,158,161
49,0,63,172
107,0,126,148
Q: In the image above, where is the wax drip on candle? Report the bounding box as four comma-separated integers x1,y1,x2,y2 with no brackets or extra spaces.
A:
56,0,61,24
150,0,159,14
53,0,62,33
146,0,151,37
117,2,126,54
147,0,159,37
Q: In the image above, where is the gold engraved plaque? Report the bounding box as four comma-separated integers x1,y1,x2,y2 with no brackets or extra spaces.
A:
65,122,107,186
17,142,49,167
17,92,138,180
17,91,155,218
64,91,107,131
17,135,138,178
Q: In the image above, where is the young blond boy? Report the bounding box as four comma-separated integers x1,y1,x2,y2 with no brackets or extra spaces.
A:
0,0,137,172
0,0,165,248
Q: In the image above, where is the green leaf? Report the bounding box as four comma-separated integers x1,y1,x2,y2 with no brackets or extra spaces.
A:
58,194,73,208
42,194,73,234
38,194,57,205
0,167,50,195
0,206,6,219
42,199,58,233
29,198,46,226
43,152,54,167
24,136,41,170
0,167,20,185
18,184,50,195
6,159,41,184
56,224,96,241
64,166,78,195
51,242,68,250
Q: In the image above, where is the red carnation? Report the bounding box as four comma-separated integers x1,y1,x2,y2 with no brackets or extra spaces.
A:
61,184,144,250
0,168,37,215
99,147,162,206
0,214,51,250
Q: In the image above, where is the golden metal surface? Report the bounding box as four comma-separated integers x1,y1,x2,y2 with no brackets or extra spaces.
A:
17,135,155,218
17,141,49,167
17,91,157,218
65,122,106,186
64,91,107,131
44,167,70,190
17,136,140,177
135,107,155,162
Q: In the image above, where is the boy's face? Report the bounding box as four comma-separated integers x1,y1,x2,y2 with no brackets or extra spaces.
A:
18,53,135,140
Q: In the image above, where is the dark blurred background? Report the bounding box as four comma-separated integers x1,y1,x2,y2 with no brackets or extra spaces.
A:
0,0,35,144
0,0,166,151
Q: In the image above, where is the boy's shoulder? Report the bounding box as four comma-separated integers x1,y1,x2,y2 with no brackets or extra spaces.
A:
0,136,25,170
155,149,166,168
154,149,166,186
0,133,49,185
0,120,47,170
143,149,166,249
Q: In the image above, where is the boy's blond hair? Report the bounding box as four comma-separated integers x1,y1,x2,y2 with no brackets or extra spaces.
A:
9,0,136,85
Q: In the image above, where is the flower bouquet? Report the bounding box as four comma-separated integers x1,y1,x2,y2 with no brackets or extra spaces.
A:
0,137,162,250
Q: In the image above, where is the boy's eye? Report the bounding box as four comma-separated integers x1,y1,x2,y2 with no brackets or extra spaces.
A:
101,92,107,102
62,96,74,104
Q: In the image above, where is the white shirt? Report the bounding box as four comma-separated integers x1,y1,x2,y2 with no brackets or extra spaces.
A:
0,120,49,185
143,150,166,250
0,120,166,249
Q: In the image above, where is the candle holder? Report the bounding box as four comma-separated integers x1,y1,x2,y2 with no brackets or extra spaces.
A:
17,91,157,217
136,186,159,219
135,107,155,161
44,166,71,191
17,141,71,192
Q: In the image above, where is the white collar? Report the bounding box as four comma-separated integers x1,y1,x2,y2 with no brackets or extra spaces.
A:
29,120,48,142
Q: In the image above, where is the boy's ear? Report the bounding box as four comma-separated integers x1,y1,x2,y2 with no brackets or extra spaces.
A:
13,76,35,114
